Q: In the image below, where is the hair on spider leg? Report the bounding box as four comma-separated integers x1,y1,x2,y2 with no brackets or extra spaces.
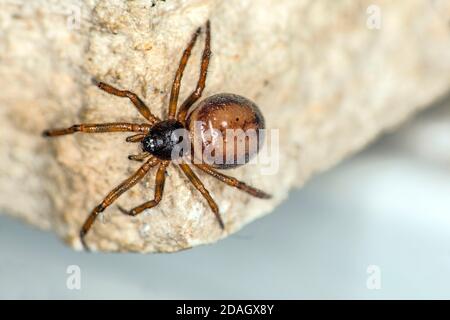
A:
43,20,271,251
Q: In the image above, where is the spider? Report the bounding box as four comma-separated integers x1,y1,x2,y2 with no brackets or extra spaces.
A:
43,21,271,251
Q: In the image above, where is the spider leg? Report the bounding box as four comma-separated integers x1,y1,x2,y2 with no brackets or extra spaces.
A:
177,20,211,123
128,152,151,162
178,163,225,229
79,157,159,250
43,123,151,137
126,133,147,143
118,161,169,216
167,25,202,119
194,164,271,199
96,81,160,124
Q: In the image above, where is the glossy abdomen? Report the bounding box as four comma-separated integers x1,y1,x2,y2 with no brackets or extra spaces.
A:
186,93,265,169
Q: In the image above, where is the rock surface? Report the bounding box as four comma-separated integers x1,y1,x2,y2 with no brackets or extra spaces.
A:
1,0,450,252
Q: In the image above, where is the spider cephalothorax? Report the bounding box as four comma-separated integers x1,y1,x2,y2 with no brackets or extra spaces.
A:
142,120,186,160
43,21,271,251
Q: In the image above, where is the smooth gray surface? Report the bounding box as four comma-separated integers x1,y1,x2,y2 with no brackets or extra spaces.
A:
1,100,450,299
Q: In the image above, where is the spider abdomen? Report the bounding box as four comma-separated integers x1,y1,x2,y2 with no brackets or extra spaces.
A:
186,93,265,169
142,119,186,160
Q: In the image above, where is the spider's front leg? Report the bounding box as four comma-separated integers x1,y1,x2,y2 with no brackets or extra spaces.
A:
118,161,169,216
167,25,202,119
128,152,151,162
125,133,147,143
79,157,159,251
177,20,211,123
43,123,151,137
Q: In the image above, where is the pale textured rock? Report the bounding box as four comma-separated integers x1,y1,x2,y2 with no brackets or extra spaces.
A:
1,0,450,252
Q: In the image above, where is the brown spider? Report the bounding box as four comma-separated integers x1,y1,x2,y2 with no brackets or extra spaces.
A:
43,21,271,251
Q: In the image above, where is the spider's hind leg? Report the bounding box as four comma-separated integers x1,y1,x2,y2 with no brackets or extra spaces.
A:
178,163,225,229
194,164,271,199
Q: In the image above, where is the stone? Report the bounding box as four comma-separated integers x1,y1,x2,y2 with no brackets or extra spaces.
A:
1,0,450,252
